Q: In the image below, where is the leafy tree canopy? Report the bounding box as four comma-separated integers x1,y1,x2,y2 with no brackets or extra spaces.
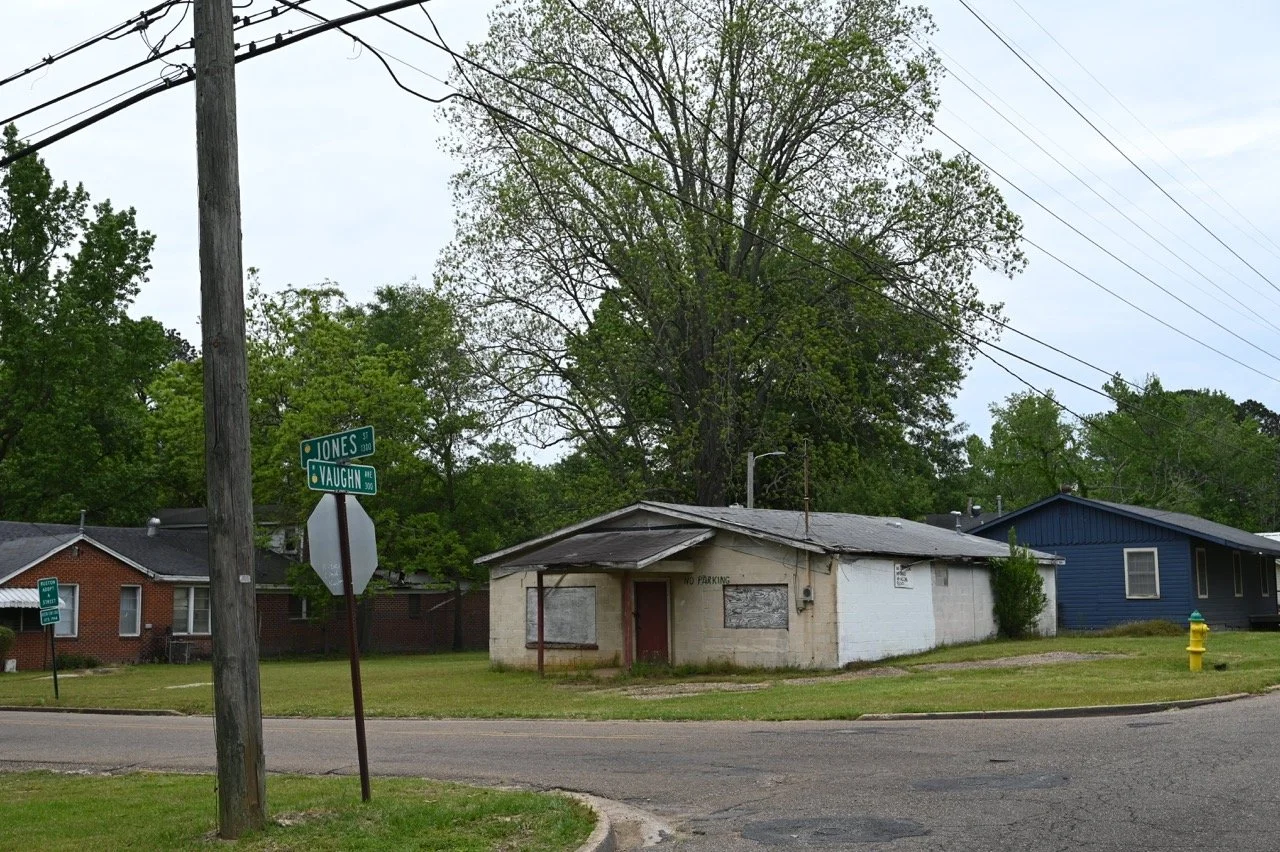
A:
441,0,1023,509
0,124,188,523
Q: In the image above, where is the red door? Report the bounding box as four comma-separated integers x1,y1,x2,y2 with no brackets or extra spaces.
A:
634,581,669,663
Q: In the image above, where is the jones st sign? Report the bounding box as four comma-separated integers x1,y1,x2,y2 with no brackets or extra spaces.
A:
299,426,376,469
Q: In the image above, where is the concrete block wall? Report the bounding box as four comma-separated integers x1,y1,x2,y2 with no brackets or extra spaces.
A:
670,536,838,669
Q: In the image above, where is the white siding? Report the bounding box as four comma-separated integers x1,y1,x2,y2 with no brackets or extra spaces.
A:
837,557,936,664
1035,565,1058,636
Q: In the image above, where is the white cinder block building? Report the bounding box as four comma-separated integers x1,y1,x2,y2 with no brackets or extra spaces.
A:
477,502,1059,670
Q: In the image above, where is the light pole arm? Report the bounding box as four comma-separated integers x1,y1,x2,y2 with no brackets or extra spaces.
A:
746,451,786,509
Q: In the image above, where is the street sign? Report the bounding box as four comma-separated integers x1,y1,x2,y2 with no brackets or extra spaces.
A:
37,577,58,610
306,459,377,495
299,426,375,469
40,607,61,626
307,494,379,595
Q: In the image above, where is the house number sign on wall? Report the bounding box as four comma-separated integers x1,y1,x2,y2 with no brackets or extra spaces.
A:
685,575,730,585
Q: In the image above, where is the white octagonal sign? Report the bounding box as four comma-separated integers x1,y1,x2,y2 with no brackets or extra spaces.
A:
307,494,378,595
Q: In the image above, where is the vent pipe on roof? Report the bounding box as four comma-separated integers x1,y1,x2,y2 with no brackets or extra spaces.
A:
147,517,161,537
79,509,86,533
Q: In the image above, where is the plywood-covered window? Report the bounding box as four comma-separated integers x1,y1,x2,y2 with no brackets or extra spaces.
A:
525,586,596,647
1195,548,1209,599
1233,552,1243,597
723,584,789,629
1124,548,1160,599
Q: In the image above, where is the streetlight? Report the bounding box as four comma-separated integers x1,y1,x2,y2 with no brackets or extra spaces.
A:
746,450,786,509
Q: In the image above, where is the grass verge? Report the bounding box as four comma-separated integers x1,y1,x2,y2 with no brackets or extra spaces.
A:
1,632,1277,720
0,771,594,852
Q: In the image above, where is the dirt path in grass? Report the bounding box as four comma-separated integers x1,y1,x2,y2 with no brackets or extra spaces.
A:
601,652,1119,699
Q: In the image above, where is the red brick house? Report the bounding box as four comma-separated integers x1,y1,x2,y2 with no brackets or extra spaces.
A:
0,519,488,671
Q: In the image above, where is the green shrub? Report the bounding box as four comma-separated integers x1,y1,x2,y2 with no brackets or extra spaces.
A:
991,531,1049,639
54,653,101,670
0,625,14,664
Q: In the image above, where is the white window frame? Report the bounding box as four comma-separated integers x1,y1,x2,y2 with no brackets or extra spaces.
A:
1233,552,1243,597
1195,548,1209,599
1123,548,1161,600
287,594,309,621
119,585,142,637
55,584,79,638
173,585,211,635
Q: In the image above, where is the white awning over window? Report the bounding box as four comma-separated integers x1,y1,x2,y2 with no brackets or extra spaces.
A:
0,588,41,608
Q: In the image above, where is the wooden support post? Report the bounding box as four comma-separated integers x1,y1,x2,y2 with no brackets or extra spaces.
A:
536,570,545,677
194,0,266,836
621,572,634,669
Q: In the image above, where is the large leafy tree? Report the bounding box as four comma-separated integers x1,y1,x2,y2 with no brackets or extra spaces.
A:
1085,377,1279,530
441,0,1023,507
967,390,1090,510
967,379,1280,531
0,125,184,523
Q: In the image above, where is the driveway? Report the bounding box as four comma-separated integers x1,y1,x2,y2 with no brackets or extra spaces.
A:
3,692,1278,850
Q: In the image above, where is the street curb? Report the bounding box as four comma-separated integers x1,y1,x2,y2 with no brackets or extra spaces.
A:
858,692,1253,721
0,705,183,716
561,793,617,852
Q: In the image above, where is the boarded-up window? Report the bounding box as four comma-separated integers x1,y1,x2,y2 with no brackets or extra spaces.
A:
1124,549,1160,599
525,586,597,646
724,584,789,629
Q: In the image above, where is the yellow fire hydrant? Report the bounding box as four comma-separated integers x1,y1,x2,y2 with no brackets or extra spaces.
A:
1187,610,1209,672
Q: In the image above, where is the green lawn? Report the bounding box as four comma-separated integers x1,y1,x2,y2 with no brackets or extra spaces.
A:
0,771,594,851
1,633,1276,720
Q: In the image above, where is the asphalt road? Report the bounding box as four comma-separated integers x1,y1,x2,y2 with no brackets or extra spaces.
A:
3,693,1279,850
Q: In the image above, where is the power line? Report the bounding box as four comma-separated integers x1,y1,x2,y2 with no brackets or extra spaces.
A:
0,0,429,170
924,34,1280,325
955,0,1280,295
745,1,1280,381
0,1,186,88
1006,0,1280,264
2,1,319,130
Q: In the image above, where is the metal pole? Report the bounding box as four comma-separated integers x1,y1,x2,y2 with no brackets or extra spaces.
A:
536,570,545,677
336,492,372,802
194,0,266,836
49,626,58,700
746,451,755,509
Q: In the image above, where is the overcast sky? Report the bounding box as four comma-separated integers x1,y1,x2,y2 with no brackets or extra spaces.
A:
4,0,1279,450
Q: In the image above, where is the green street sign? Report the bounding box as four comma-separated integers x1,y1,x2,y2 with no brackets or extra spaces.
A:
37,577,59,610
299,426,375,469
40,606,60,626
306,459,378,496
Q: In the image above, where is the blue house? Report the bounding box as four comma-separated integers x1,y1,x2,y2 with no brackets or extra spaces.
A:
970,494,1280,630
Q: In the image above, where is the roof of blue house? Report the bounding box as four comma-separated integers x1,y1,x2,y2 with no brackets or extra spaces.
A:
970,494,1280,556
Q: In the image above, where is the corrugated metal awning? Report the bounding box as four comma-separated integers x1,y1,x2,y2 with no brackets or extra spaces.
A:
500,527,715,572
0,588,41,608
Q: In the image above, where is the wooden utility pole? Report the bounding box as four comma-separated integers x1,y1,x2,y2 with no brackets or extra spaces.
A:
194,0,267,836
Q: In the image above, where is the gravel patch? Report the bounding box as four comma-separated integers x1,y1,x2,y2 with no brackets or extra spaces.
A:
911,652,1121,671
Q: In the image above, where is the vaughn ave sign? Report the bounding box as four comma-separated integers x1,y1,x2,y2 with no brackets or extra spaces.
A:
306,459,378,495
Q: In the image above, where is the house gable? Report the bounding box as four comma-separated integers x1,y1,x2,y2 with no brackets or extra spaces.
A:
0,533,160,586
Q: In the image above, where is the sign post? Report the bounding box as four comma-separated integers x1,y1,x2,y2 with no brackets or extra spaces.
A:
37,577,59,699
301,427,376,802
